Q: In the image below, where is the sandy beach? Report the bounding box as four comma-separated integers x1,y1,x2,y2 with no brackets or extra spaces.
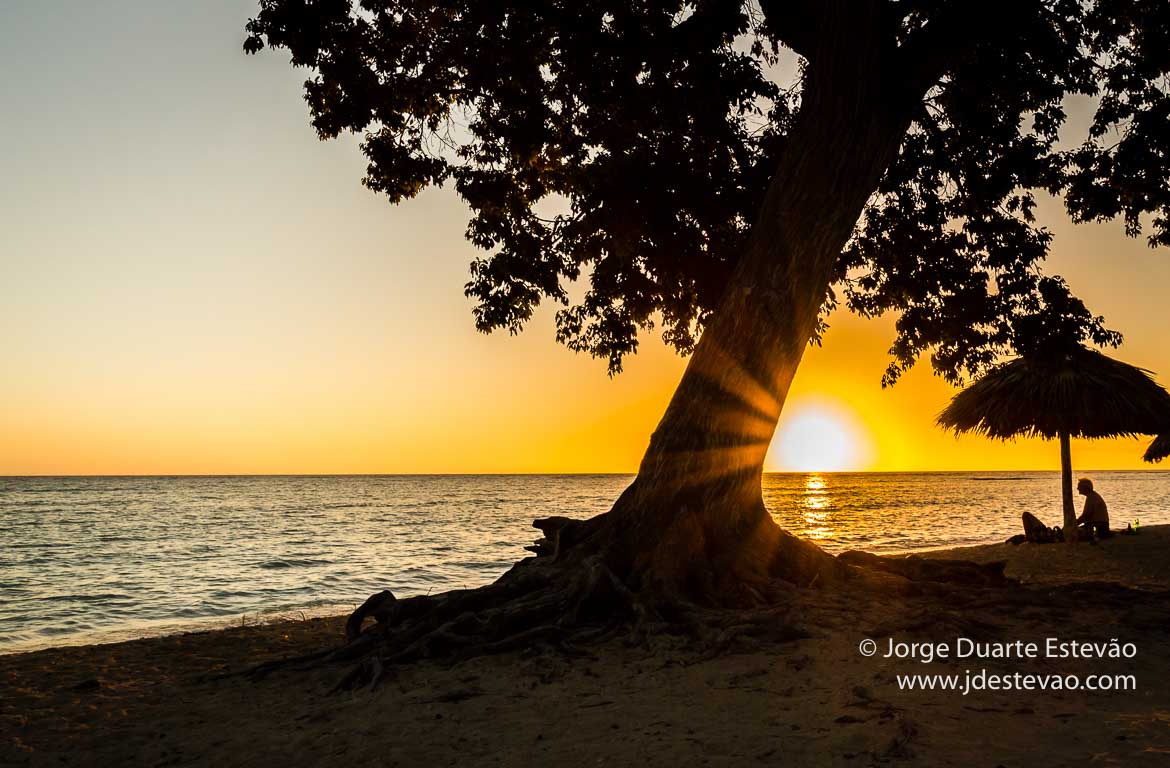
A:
4,528,1170,767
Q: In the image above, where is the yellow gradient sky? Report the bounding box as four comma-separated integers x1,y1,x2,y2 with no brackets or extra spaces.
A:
2,1,1168,475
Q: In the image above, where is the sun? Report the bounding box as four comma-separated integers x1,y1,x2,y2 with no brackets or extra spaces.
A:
768,399,874,472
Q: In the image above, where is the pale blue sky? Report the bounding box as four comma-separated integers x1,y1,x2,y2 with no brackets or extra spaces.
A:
2,1,1168,474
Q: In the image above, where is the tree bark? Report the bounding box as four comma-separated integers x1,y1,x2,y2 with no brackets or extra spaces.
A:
1059,430,1077,542
594,5,922,602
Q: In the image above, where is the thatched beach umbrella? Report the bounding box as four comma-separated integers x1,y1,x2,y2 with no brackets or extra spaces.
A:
1145,434,1170,464
938,347,1170,538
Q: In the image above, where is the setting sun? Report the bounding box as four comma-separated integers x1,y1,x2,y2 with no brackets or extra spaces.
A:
768,399,874,472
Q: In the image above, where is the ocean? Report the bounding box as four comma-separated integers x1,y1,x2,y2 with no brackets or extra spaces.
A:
2,471,1168,653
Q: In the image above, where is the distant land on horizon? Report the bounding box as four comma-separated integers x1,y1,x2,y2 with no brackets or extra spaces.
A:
5,469,1169,479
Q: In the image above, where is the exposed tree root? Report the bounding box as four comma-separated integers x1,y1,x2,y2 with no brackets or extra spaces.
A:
837,550,1011,588
238,510,1014,693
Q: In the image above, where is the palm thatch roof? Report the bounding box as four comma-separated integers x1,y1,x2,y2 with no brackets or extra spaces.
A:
937,347,1170,440
1145,435,1170,463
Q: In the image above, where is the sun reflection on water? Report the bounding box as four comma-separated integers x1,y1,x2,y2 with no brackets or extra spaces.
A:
799,474,835,539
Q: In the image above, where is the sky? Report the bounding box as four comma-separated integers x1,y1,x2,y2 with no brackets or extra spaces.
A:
2,1,1168,475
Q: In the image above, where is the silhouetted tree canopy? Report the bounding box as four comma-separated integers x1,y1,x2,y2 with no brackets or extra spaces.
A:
246,0,1168,381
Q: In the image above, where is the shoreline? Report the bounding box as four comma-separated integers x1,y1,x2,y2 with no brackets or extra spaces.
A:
6,524,1168,659
0,603,359,659
7,472,1167,663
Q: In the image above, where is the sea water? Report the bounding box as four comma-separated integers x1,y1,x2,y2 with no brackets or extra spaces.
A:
2,471,1168,653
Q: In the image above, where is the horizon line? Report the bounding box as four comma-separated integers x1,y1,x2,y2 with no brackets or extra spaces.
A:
4,468,1167,479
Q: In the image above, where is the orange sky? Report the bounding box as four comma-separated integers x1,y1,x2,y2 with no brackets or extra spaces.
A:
2,2,1168,475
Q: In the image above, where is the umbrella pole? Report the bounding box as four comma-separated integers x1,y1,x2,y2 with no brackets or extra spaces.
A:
1059,430,1078,543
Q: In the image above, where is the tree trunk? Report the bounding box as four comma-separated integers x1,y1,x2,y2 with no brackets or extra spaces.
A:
595,8,921,602
1059,430,1077,542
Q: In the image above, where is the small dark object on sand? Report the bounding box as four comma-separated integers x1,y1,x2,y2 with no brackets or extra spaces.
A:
1021,512,1064,544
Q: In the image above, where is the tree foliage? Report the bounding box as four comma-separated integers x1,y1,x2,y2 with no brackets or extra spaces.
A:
245,0,1169,381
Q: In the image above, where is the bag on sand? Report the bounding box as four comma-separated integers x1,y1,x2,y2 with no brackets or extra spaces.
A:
1019,511,1062,544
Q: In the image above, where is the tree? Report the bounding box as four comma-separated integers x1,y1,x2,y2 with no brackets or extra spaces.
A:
243,0,1170,673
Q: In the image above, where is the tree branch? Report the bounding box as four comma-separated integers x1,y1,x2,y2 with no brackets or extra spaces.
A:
758,0,824,60
897,0,1047,99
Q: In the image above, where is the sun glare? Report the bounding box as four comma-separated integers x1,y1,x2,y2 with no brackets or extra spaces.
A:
769,400,873,472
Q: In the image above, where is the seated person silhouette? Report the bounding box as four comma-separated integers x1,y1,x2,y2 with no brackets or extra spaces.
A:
1076,478,1111,540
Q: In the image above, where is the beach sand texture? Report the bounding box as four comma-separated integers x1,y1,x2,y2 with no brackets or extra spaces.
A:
4,528,1170,767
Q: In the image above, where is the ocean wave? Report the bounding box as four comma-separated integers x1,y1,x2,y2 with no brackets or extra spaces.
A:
969,476,1030,481
257,558,334,569
36,593,133,604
